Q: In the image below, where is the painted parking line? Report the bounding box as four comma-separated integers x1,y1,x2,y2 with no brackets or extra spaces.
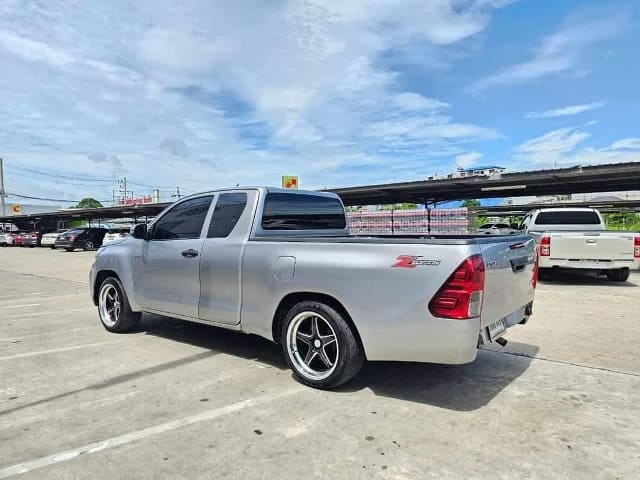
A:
0,304,41,309
0,293,45,300
0,388,301,479
0,293,85,305
7,307,94,319
0,326,95,343
0,341,120,361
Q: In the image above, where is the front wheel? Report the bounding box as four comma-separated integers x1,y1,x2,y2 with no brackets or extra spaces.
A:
98,277,141,332
83,241,94,251
50,245,56,249
281,301,364,389
65,247,74,252
607,268,630,282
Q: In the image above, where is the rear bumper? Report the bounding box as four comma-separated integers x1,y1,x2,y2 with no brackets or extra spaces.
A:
55,240,81,248
539,257,639,270
41,238,56,246
361,303,532,364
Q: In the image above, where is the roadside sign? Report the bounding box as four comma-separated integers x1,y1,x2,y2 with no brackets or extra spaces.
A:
11,204,21,215
282,176,299,189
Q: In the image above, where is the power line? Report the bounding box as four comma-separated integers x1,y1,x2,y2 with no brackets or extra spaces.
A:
6,192,111,203
5,164,114,183
5,169,118,187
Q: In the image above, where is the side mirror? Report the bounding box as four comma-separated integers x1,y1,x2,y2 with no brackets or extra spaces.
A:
510,223,519,230
131,223,148,240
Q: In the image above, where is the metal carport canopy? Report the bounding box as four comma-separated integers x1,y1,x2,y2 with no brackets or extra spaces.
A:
326,162,640,206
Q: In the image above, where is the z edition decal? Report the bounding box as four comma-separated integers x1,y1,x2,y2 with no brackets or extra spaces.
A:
392,255,441,268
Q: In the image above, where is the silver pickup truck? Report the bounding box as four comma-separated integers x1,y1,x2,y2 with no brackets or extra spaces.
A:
90,187,537,389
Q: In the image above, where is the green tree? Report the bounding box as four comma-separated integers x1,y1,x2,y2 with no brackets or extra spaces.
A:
461,199,480,208
76,198,103,209
603,212,640,231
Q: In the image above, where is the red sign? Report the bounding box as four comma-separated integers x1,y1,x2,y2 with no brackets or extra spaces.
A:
118,195,153,206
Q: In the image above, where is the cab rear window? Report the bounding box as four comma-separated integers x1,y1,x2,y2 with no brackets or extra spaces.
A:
534,211,601,225
261,193,346,230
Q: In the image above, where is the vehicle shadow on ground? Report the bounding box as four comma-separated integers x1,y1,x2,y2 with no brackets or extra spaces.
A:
141,315,539,411
339,344,539,411
539,270,638,287
139,314,288,370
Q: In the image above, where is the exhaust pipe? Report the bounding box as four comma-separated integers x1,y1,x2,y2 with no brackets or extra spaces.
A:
495,337,508,347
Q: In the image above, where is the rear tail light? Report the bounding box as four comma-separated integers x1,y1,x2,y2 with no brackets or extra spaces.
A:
70,235,77,241
539,236,551,256
532,253,539,289
429,254,485,319
634,237,640,259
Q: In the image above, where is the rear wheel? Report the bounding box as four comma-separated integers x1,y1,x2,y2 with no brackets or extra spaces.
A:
281,301,364,389
50,245,56,249
65,247,74,252
98,277,141,332
607,268,630,282
83,240,94,251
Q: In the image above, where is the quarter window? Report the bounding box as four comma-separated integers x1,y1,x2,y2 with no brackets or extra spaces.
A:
208,193,248,238
151,196,213,240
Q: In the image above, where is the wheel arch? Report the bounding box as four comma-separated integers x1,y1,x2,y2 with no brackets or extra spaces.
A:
92,270,120,305
271,292,366,359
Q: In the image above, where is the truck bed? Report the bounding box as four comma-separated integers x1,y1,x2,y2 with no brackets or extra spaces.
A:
251,234,532,245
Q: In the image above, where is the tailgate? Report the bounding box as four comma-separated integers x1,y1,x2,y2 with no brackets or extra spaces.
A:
478,237,536,328
547,232,635,261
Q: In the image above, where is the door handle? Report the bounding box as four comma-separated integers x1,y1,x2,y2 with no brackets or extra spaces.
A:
181,249,199,258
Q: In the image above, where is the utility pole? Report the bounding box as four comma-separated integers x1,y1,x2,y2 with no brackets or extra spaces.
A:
0,158,5,231
0,157,6,218
171,186,181,200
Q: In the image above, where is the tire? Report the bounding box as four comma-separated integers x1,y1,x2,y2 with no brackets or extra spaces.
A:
50,245,56,249
281,300,364,389
607,268,630,282
65,247,74,252
97,277,141,332
83,241,94,251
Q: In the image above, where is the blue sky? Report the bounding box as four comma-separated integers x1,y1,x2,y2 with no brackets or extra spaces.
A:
0,0,639,204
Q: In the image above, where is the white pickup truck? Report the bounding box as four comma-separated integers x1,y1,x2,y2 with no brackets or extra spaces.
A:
520,208,640,282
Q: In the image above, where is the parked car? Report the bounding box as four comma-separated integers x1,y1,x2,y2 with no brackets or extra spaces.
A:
478,223,515,235
41,230,69,249
103,228,130,245
0,232,17,246
520,207,640,282
22,231,44,248
56,228,107,251
91,187,537,389
13,232,27,247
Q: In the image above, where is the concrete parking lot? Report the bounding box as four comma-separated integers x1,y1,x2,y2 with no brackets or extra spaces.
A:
1,247,639,479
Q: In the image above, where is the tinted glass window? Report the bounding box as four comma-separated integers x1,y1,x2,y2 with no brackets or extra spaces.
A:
151,196,213,240
262,193,346,230
534,211,601,225
479,224,493,229
208,193,248,238
495,223,510,229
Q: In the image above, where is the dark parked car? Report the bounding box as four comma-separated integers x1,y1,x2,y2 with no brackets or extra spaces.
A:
22,231,45,247
55,228,107,251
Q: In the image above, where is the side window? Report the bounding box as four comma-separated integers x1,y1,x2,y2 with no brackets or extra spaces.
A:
208,193,248,238
151,196,213,240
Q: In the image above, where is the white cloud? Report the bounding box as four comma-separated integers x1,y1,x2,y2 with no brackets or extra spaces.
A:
0,0,515,201
524,101,604,119
513,128,640,169
470,12,626,91
515,127,591,158
611,138,640,150
455,152,483,168
0,29,74,66
394,92,448,111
